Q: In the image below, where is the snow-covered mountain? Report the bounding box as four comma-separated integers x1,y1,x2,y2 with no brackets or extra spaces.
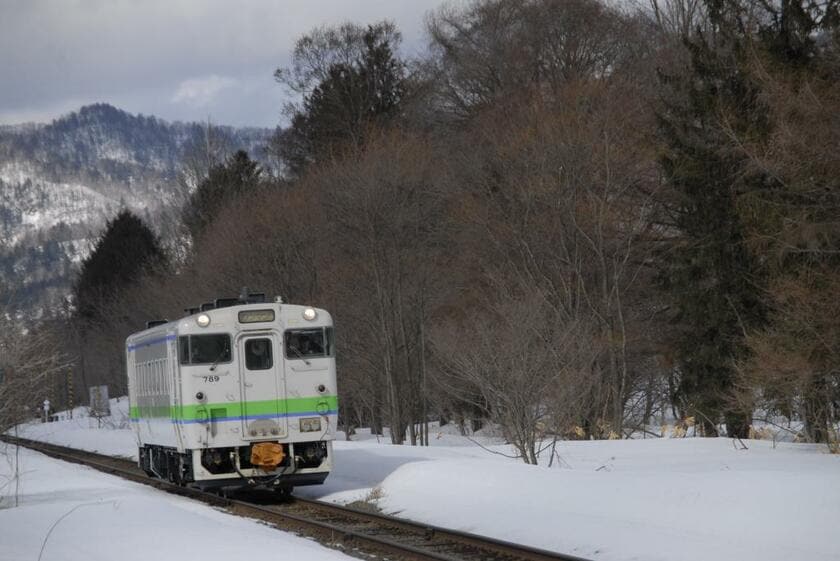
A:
0,103,272,315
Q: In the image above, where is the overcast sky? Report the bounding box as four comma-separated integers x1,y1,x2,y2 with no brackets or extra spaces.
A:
0,0,454,128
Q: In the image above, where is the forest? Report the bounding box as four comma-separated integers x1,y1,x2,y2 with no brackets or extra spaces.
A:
2,0,838,461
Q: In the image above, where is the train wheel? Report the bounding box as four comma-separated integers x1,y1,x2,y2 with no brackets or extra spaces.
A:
139,448,155,477
166,453,182,485
275,485,293,501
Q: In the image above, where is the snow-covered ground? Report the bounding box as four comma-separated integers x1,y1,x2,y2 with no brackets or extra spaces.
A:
9,398,840,561
0,444,354,561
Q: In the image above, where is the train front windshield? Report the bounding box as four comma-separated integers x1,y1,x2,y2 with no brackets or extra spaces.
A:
284,328,334,359
179,334,232,365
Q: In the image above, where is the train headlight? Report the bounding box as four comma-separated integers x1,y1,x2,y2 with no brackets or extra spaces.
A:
303,444,319,461
300,442,326,462
300,417,321,432
196,314,210,327
302,308,317,321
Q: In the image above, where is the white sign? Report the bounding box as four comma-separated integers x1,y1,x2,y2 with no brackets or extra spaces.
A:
89,385,110,417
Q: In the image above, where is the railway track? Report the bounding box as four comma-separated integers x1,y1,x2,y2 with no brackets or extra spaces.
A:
2,436,592,561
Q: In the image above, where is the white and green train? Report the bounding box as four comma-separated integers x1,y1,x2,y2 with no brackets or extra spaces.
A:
126,295,337,494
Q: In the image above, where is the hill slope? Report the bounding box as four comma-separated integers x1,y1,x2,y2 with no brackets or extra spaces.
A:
0,103,272,315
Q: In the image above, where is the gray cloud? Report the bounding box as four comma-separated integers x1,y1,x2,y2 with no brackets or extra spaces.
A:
0,0,453,127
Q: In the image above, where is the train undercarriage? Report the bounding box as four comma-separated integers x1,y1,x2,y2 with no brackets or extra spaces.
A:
138,440,329,494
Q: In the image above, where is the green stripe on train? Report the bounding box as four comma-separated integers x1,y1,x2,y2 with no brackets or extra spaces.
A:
130,395,339,420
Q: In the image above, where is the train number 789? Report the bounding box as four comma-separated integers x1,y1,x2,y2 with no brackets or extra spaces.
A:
202,375,220,383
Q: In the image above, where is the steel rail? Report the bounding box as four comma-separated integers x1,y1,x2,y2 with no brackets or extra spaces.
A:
2,435,593,561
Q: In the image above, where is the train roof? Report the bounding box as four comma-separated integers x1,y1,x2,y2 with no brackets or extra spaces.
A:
126,300,332,344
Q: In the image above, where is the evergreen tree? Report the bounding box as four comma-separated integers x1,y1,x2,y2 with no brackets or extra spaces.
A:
182,150,262,240
758,0,822,66
74,210,167,321
657,0,769,437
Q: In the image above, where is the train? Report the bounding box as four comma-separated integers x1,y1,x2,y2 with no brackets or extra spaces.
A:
125,292,337,495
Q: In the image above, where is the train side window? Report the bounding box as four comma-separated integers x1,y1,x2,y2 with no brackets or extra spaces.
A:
245,338,273,370
179,336,190,365
162,359,169,393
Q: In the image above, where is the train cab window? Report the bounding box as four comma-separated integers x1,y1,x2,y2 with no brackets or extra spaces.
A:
245,338,273,370
179,334,232,365
284,327,334,360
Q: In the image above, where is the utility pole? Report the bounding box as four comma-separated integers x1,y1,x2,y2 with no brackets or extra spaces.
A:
66,369,74,419
52,369,59,411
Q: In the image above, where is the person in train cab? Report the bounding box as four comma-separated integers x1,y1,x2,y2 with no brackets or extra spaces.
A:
250,339,270,369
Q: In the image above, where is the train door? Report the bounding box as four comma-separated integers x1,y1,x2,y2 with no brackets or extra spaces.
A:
238,333,288,440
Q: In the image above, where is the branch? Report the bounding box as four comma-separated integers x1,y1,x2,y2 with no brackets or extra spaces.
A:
465,436,523,460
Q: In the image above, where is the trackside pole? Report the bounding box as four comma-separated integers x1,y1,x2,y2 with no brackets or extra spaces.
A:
67,369,74,419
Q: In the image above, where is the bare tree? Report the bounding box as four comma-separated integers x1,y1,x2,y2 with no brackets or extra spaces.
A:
187,180,322,304
0,312,72,434
425,0,645,118
432,290,601,463
644,0,709,38
315,130,451,444
440,71,663,439
178,119,234,195
729,36,840,448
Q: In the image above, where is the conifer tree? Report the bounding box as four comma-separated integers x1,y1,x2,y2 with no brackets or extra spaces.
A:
74,210,167,321
182,150,262,240
657,0,769,437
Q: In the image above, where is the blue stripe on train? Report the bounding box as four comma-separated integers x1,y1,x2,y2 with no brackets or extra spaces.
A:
127,334,177,352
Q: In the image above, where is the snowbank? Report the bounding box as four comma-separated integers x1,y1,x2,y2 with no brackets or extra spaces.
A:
11,398,840,561
372,439,840,561
0,446,353,561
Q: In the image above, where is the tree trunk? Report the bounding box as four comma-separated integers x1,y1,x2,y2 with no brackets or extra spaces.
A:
724,411,751,439
803,376,829,443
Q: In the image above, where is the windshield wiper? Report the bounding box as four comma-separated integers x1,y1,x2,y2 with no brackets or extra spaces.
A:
209,348,229,371
288,345,311,366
